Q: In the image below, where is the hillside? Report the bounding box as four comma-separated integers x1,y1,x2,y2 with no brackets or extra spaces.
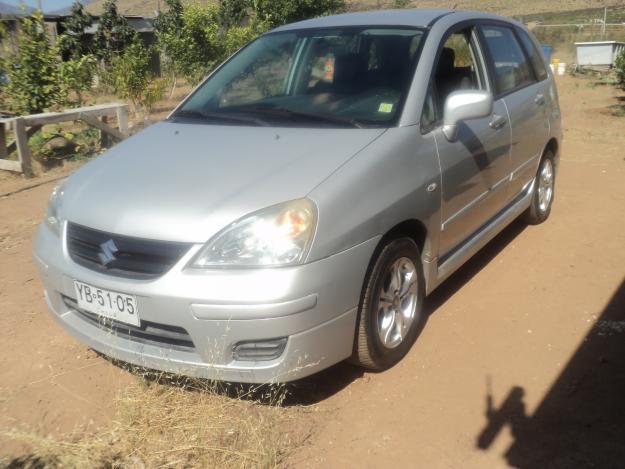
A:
83,0,625,19
0,1,34,14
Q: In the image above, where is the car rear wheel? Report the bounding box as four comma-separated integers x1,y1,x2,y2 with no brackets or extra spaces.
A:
353,237,425,370
523,151,556,225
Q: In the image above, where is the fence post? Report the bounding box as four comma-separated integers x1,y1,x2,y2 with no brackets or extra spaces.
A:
14,118,33,178
116,105,129,137
0,122,7,159
100,115,110,148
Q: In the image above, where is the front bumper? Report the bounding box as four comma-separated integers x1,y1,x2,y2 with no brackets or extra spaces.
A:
33,222,379,383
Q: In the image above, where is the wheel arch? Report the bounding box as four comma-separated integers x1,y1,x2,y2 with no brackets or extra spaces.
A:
379,219,430,258
360,218,430,304
359,219,432,293
544,137,559,165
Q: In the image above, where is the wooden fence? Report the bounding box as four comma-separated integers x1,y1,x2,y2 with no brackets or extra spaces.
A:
0,103,129,178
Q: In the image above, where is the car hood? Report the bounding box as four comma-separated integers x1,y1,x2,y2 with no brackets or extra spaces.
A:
61,122,385,243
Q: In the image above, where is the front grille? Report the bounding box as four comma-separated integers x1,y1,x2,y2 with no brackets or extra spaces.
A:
66,223,191,279
63,296,195,351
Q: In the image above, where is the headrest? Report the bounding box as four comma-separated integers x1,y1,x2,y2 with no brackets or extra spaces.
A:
333,53,367,86
437,47,456,76
376,37,410,72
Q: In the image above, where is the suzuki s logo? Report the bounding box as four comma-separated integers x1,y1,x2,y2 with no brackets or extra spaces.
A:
98,239,119,266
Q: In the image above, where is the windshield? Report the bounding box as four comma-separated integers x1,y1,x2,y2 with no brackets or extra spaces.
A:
174,27,426,128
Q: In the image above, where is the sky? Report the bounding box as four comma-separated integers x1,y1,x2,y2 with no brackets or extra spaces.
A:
2,0,81,13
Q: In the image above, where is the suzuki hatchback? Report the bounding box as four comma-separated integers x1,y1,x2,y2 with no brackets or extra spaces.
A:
34,9,561,383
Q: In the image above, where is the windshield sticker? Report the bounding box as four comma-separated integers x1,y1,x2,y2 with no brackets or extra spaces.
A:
378,103,393,113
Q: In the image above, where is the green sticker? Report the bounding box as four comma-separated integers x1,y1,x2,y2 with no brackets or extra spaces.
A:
378,102,393,113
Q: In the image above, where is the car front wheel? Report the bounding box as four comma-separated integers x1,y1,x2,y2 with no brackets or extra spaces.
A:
353,237,426,370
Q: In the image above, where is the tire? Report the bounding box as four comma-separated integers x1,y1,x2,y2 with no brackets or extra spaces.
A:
522,151,556,225
353,237,426,371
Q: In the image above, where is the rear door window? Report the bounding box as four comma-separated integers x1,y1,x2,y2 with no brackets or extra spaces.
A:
480,25,534,96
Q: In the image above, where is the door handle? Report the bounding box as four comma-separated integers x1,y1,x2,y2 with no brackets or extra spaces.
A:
534,94,546,105
489,114,507,130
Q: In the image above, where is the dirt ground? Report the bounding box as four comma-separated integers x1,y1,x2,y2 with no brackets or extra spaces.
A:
1,74,624,468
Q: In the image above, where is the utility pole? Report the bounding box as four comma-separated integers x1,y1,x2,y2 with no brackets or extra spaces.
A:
37,0,43,11
602,6,607,39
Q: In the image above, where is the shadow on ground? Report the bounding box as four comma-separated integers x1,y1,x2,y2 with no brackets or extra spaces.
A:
477,278,625,469
425,219,526,315
606,94,625,117
5,456,49,469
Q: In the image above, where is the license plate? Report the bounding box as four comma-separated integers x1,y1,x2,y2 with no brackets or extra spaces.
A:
73,280,140,326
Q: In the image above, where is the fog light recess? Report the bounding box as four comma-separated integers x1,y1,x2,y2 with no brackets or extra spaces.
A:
232,337,287,361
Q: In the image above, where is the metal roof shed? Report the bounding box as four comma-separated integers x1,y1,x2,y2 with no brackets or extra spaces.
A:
575,41,625,67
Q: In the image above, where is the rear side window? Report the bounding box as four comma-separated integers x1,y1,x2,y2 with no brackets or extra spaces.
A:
516,28,548,81
480,25,534,95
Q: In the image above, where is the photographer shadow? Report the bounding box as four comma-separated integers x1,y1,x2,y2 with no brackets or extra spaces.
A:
476,278,625,468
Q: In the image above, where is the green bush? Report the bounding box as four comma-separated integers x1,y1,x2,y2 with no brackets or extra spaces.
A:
5,11,65,114
156,2,267,85
107,38,164,116
29,125,102,166
218,0,344,29
155,2,220,84
222,21,267,57
156,0,342,85
253,0,345,27
60,54,96,107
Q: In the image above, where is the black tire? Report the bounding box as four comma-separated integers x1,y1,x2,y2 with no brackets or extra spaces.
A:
522,151,556,225
353,237,426,371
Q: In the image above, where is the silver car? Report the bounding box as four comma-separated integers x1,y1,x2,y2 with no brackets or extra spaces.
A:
34,9,561,383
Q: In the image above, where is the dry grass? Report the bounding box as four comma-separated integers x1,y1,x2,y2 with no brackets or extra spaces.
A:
3,369,312,468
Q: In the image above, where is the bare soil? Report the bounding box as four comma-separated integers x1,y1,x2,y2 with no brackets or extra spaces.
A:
1,74,624,468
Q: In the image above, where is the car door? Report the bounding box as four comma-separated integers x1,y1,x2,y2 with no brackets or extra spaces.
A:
423,25,512,259
478,23,550,202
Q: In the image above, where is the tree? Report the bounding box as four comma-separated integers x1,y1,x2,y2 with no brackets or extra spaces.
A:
218,0,250,27
252,0,345,27
59,1,94,59
5,11,65,114
154,0,183,34
155,2,267,86
60,54,96,106
108,37,164,116
94,0,136,63
155,3,221,84
222,21,266,57
154,0,184,92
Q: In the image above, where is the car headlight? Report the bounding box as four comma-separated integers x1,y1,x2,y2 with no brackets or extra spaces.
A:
191,199,317,268
45,181,66,235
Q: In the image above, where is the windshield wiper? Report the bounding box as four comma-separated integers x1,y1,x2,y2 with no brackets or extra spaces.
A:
171,109,270,126
227,105,364,129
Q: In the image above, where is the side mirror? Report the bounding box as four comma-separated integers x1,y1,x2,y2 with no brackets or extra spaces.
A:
442,90,493,141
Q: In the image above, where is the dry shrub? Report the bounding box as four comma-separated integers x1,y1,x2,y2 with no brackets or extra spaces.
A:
4,371,311,468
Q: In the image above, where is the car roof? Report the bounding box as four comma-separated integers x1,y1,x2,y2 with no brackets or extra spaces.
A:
271,9,455,32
